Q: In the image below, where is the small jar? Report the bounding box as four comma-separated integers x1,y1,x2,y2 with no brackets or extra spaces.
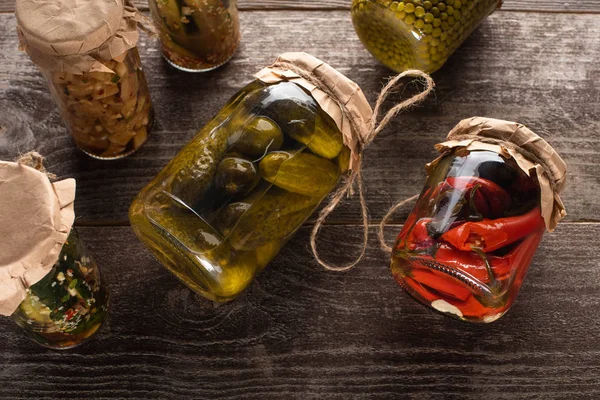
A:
351,0,501,73
149,0,241,72
0,153,109,348
12,229,109,349
390,118,566,322
16,0,154,159
130,53,372,302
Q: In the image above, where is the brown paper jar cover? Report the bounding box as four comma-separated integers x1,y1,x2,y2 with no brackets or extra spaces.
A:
16,0,141,74
0,162,75,316
433,116,567,231
255,52,374,171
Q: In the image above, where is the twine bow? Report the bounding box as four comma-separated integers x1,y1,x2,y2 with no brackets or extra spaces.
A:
310,71,435,271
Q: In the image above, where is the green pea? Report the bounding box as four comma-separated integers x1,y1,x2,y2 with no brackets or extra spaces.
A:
423,1,432,9
415,19,425,29
405,14,416,24
424,23,433,33
454,0,462,8
397,2,405,11
415,6,425,17
405,3,415,13
424,12,434,23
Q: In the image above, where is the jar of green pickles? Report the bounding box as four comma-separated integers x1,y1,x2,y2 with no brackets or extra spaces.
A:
130,53,372,301
149,0,241,72
351,0,502,73
16,0,154,159
0,155,109,348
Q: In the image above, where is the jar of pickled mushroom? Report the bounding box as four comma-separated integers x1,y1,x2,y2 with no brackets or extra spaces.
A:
0,154,109,348
351,0,502,73
391,117,566,322
149,0,241,72
130,53,372,301
16,0,154,159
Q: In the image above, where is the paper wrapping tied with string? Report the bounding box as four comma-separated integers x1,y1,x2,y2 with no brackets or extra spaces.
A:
0,160,76,316
255,52,374,171
257,52,435,271
16,0,144,74
431,117,567,231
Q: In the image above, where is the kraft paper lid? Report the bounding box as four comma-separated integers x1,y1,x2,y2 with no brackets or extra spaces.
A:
0,158,75,316
435,117,567,231
16,0,141,74
255,52,374,171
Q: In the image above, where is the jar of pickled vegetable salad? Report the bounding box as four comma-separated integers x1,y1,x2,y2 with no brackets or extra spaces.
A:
0,154,109,348
149,0,240,72
129,53,373,302
351,0,502,73
390,118,566,322
16,0,154,159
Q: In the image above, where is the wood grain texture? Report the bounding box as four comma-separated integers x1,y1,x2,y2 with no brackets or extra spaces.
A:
1,11,599,225
3,0,600,13
1,223,599,399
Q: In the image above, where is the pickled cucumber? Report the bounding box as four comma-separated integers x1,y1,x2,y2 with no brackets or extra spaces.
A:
258,82,317,140
228,187,320,250
337,145,352,174
156,0,182,32
215,155,259,196
229,116,284,156
351,0,499,73
288,112,344,159
259,151,340,197
166,124,231,206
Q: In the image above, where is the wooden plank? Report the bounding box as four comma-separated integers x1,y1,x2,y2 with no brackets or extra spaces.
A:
3,0,600,13
0,223,599,399
1,11,599,224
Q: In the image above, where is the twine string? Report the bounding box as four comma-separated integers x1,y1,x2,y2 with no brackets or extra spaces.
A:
280,69,436,271
14,151,56,180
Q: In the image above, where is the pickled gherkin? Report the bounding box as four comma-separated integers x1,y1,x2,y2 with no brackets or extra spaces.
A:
351,0,501,73
130,76,355,302
148,0,240,72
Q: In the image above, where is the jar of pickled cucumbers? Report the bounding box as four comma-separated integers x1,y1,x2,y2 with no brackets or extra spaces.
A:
130,53,372,301
391,118,566,322
149,0,240,72
16,0,154,159
351,0,502,73
0,154,109,348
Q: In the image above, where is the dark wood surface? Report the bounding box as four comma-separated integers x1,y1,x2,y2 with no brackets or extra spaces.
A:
1,1,600,398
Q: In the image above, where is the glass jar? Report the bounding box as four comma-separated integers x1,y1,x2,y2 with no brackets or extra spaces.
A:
351,0,500,73
11,229,109,349
149,0,241,72
40,48,154,159
130,79,348,301
391,149,545,322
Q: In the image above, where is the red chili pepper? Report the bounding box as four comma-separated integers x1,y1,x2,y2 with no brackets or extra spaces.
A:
443,176,512,217
441,207,545,252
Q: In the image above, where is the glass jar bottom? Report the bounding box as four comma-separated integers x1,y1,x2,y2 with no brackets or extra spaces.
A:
162,51,236,73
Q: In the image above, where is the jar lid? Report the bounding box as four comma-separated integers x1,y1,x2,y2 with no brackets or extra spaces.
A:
16,0,141,74
255,52,373,171
436,117,567,231
0,156,75,316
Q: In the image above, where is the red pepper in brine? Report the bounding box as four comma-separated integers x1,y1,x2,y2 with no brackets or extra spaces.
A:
390,117,567,323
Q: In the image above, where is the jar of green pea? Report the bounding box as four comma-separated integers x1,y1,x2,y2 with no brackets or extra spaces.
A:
351,0,501,73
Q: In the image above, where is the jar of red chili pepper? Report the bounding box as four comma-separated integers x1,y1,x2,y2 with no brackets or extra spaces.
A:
391,117,566,323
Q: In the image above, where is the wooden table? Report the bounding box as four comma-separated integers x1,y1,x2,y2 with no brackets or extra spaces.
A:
1,1,600,398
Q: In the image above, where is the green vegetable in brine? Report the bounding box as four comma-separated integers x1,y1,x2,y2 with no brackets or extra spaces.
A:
259,151,340,197
229,116,284,156
156,0,183,32
227,187,320,251
258,82,317,140
12,229,108,349
288,112,344,159
215,155,259,197
166,124,231,206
